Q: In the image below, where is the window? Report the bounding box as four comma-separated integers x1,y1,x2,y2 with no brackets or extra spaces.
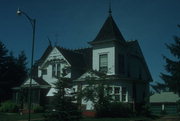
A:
52,63,61,77
114,87,121,101
122,87,127,102
42,69,47,75
114,87,120,94
99,54,108,73
52,64,56,77
118,54,125,74
107,86,128,102
57,63,60,77
107,87,113,94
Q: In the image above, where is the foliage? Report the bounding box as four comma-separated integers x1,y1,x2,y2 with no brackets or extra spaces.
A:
160,26,180,95
0,101,19,113
177,100,180,113
79,74,112,117
105,102,132,117
0,41,28,102
151,82,168,93
33,105,44,113
0,113,44,121
80,73,135,117
140,102,152,117
44,77,81,121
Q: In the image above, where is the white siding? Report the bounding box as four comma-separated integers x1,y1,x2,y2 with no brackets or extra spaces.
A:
93,46,115,75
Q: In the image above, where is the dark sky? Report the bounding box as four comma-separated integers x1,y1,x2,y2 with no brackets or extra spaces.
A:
0,0,180,84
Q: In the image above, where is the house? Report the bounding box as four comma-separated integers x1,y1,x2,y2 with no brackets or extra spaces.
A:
13,10,152,112
150,92,180,114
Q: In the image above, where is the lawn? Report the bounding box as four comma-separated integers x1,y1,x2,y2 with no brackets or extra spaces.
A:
81,117,153,121
0,113,156,121
0,113,44,121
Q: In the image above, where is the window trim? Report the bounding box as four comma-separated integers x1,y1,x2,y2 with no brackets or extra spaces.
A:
107,85,128,102
99,53,108,73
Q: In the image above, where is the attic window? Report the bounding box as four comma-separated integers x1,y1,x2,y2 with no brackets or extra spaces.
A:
52,63,61,77
99,54,108,73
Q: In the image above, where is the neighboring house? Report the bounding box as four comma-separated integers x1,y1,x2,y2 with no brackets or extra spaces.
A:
150,92,180,114
13,11,152,111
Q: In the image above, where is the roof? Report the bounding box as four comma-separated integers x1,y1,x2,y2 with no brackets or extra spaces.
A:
74,48,92,69
150,92,180,103
38,45,53,65
57,47,86,69
90,15,125,44
74,70,106,82
127,40,153,82
21,77,50,87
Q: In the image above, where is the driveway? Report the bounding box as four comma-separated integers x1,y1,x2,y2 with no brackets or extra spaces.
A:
154,115,180,121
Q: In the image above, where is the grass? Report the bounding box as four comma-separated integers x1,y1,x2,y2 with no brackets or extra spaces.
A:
81,116,153,121
0,113,44,121
0,113,156,121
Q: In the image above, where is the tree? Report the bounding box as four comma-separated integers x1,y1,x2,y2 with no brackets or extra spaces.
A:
16,51,28,85
79,72,111,117
44,77,81,121
161,25,180,95
0,41,28,102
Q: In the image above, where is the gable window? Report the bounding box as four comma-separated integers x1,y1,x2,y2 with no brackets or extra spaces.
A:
42,69,47,75
118,54,125,75
99,54,108,73
52,64,56,77
52,63,61,77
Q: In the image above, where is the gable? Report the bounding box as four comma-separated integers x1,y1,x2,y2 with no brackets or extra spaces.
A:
40,47,71,68
75,71,101,82
21,77,50,87
22,78,38,86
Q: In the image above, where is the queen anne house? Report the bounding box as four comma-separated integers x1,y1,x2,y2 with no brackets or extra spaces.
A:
13,10,152,111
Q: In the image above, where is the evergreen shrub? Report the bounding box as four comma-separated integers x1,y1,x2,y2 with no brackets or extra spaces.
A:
0,100,19,113
96,102,133,117
33,105,44,113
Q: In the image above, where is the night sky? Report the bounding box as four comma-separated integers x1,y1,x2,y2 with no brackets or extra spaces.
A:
0,0,180,84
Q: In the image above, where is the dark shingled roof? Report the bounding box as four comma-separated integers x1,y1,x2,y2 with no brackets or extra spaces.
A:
90,15,125,44
74,48,92,70
33,77,50,86
38,45,53,65
57,47,86,69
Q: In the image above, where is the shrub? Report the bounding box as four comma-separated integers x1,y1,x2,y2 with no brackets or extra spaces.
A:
140,103,152,117
95,102,133,118
177,100,180,113
108,102,133,117
33,105,44,113
0,100,19,113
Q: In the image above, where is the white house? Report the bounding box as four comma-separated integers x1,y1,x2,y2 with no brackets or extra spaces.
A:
13,11,152,111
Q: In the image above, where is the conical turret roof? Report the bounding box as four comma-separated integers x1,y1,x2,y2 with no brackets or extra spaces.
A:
90,14,125,44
